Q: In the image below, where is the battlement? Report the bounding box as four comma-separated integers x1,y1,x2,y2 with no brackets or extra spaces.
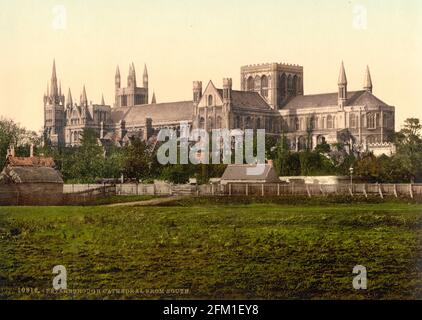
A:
241,62,303,70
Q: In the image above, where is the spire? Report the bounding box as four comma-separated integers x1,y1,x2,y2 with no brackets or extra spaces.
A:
115,65,121,89
101,94,105,105
338,61,347,85
50,59,58,97
128,63,136,87
67,88,73,108
363,65,373,93
131,62,137,86
151,91,156,104
143,64,148,88
81,85,88,106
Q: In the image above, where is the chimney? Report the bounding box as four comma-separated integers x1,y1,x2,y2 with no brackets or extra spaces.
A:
30,144,34,157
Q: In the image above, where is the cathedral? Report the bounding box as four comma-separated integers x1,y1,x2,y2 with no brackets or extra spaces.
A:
43,60,396,156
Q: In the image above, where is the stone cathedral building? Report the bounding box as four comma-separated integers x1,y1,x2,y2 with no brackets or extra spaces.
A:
43,60,395,156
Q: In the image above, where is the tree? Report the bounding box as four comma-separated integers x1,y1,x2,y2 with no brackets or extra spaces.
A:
121,137,154,181
62,129,104,183
393,118,422,182
0,118,41,166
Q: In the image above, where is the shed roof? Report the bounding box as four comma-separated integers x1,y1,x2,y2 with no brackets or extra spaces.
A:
221,164,280,182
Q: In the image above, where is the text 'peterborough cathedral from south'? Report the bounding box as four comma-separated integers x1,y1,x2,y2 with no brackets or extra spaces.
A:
43,60,396,156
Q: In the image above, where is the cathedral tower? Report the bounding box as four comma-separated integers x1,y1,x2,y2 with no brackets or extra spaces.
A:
43,60,65,146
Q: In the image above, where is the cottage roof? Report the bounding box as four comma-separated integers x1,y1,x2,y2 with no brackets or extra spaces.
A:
0,156,63,184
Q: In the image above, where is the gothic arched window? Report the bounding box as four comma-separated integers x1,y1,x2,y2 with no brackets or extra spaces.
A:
208,95,213,106
298,136,307,151
294,117,300,131
327,115,333,129
245,116,252,129
367,113,377,129
235,115,241,129
350,113,357,128
260,75,268,97
199,117,205,129
247,77,254,91
292,75,298,94
216,116,222,129
287,75,293,94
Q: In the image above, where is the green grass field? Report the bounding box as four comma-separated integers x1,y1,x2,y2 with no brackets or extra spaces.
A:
1,199,422,299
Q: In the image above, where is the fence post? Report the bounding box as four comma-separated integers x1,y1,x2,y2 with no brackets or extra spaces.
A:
245,184,249,196
379,184,384,199
211,184,214,196
363,184,367,198
261,184,264,197
229,184,232,196
349,186,353,197
319,184,325,196
393,184,398,198
305,184,311,198
277,184,280,196
409,184,414,199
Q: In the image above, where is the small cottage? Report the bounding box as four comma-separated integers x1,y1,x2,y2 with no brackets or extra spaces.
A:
0,148,64,205
220,161,280,185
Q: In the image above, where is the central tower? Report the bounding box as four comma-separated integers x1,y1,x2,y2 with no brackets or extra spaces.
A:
114,62,149,107
240,62,303,109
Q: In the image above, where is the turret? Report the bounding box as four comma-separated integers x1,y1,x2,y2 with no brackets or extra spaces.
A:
80,85,88,107
223,78,232,102
193,81,202,105
338,61,348,109
151,91,156,104
363,65,373,93
66,88,73,108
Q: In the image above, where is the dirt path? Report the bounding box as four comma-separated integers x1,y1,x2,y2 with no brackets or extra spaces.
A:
105,195,187,207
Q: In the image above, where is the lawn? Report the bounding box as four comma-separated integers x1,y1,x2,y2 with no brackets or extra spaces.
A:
1,200,422,299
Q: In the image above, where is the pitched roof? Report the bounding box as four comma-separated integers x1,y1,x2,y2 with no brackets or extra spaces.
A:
111,101,194,125
216,89,272,110
1,167,63,184
221,164,280,182
1,156,63,184
6,156,56,167
282,90,390,110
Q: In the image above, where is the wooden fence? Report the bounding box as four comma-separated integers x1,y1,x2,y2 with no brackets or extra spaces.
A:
197,183,422,198
0,185,117,206
66,182,422,198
